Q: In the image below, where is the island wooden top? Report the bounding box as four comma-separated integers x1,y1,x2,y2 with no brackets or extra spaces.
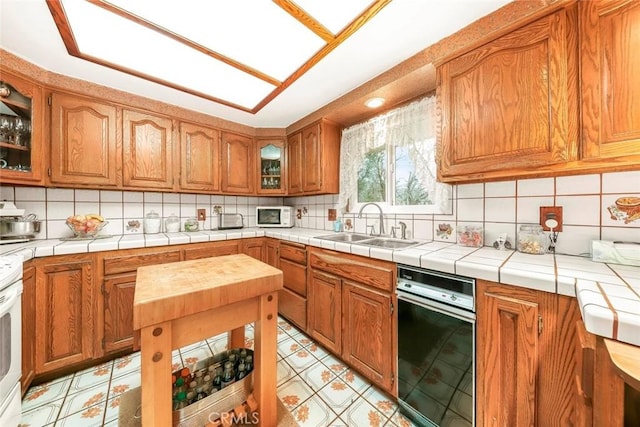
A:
604,338,640,391
133,254,282,330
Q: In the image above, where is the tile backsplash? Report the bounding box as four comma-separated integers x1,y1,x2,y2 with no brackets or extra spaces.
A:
2,170,639,257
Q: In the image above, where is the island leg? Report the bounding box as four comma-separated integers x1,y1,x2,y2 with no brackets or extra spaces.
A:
140,321,172,427
253,292,278,426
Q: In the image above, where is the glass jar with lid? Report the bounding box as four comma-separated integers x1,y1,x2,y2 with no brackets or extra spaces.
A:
164,213,179,232
517,224,547,255
184,217,199,232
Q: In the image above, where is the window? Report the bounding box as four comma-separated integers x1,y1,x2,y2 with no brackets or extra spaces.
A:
339,95,451,214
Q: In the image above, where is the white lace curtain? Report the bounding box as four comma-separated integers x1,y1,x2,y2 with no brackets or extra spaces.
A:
338,95,451,213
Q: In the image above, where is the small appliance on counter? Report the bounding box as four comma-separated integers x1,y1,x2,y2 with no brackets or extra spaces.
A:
217,213,244,230
591,240,640,267
256,206,294,228
0,201,41,244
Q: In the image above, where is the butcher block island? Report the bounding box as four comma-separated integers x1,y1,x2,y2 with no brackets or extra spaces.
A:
133,254,283,427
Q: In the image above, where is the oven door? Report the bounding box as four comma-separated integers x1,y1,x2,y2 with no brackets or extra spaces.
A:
0,280,22,405
397,290,475,427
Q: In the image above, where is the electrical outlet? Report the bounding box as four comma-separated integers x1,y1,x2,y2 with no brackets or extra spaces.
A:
540,206,562,232
328,209,337,221
197,209,206,221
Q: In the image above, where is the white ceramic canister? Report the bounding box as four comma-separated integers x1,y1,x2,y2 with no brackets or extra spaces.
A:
144,210,161,234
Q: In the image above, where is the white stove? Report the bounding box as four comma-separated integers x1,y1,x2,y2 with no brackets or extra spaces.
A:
0,254,23,427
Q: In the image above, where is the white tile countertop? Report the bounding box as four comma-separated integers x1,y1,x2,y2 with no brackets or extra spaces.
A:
2,228,639,347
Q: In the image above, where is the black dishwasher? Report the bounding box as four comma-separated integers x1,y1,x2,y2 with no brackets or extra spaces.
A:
396,265,475,427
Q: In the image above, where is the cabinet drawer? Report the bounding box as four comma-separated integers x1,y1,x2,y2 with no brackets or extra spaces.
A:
280,258,306,297
182,241,240,260
278,288,306,330
280,242,306,265
103,250,181,275
308,248,394,293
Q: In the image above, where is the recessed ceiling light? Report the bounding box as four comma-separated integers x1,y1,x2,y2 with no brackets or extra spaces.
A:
365,97,385,108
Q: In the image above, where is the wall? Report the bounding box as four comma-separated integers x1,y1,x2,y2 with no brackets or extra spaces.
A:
286,169,640,257
2,170,638,256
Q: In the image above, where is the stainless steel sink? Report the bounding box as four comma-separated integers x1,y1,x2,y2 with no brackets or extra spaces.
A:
315,233,422,249
363,237,421,249
315,233,372,243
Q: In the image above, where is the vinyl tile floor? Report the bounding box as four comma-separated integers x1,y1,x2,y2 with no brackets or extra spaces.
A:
20,317,418,427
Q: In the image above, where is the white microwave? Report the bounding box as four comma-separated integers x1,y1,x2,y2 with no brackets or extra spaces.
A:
256,206,295,228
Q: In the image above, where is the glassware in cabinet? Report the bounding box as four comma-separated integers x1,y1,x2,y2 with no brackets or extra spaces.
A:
258,139,285,193
0,72,44,184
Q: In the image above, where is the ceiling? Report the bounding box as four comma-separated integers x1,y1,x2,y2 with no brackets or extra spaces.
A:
0,0,512,128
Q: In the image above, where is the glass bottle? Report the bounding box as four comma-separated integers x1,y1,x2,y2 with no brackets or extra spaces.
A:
517,224,547,255
173,391,188,410
221,361,235,388
236,362,247,381
212,366,222,390
244,355,253,373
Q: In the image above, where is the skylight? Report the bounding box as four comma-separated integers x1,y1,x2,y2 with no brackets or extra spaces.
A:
46,0,390,113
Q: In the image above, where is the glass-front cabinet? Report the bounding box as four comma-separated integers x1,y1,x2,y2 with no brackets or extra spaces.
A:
0,72,44,185
257,139,286,194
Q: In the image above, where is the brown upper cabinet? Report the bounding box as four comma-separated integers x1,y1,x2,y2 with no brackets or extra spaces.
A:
221,131,255,194
122,109,175,191
580,0,640,161
438,1,640,182
287,119,340,195
0,71,45,185
257,138,286,195
180,121,221,193
437,7,579,182
50,92,118,187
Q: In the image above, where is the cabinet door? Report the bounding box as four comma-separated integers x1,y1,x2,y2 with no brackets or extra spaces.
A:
21,264,36,394
180,122,220,192
438,9,577,181
307,270,341,354
581,0,640,160
477,285,538,427
0,72,45,185
301,123,322,192
342,280,393,392
103,273,136,353
221,131,254,194
35,257,94,374
50,92,118,186
264,239,279,268
242,238,264,261
257,139,286,194
123,109,174,190
287,132,303,194
278,288,307,331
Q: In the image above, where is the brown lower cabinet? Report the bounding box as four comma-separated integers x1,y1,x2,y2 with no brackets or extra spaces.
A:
34,254,95,376
306,248,396,395
476,280,580,426
24,240,250,384
21,262,36,394
278,242,307,330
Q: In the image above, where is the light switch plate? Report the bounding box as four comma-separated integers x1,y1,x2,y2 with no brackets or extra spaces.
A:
540,206,562,232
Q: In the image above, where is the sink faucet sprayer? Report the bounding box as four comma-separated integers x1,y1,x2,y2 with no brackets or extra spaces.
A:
358,202,385,236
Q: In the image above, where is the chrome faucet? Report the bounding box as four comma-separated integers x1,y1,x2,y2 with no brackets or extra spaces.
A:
358,202,385,236
398,221,407,239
